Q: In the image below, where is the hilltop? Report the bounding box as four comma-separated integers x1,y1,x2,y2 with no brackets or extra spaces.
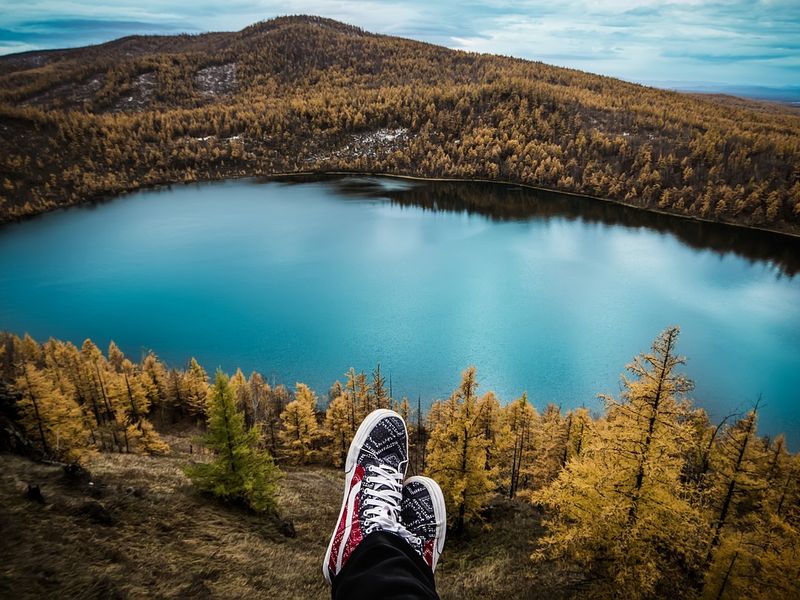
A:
0,15,798,233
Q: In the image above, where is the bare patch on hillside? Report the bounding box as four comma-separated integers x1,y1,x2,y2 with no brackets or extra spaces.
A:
311,127,411,164
195,63,237,97
20,75,105,109
111,71,157,112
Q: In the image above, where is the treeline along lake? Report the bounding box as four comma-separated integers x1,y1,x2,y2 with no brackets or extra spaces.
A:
1,176,798,445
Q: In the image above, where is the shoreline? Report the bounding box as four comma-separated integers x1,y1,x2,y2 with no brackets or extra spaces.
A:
2,168,800,242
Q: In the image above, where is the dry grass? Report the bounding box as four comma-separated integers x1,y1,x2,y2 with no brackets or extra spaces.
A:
0,446,567,599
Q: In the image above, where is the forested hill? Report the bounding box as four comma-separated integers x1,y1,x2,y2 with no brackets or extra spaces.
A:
1,15,799,234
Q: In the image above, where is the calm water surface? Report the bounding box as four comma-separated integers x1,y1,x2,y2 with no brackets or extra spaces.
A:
1,177,799,445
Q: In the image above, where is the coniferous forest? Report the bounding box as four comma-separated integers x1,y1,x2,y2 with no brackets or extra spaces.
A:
2,13,799,600
1,16,799,234
1,328,797,599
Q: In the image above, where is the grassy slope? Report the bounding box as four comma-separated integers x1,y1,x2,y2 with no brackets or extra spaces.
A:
0,438,565,599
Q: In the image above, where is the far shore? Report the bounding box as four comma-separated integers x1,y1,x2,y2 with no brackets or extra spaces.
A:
3,169,800,242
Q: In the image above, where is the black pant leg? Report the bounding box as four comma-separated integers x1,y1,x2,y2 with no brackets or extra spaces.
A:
331,531,439,600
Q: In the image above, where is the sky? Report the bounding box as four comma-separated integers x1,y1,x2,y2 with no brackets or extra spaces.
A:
0,0,798,90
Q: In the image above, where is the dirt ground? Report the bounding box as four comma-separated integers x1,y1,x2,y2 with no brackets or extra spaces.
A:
0,444,566,599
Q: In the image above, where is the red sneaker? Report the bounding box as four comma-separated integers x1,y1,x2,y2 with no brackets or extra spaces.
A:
400,476,447,572
323,409,409,585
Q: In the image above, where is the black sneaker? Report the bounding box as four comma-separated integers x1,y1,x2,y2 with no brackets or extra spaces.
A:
323,409,409,585
400,476,447,571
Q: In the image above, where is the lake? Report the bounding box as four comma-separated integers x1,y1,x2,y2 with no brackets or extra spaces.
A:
1,176,799,446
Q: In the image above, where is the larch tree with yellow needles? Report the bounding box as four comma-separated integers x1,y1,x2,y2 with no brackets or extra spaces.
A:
15,362,92,463
324,393,352,467
280,383,320,464
426,367,497,534
534,326,706,598
501,392,538,498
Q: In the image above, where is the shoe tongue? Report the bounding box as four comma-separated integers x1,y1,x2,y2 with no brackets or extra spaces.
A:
366,450,405,473
369,460,398,482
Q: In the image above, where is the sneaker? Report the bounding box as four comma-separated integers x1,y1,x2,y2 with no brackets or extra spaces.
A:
323,409,409,585
400,476,447,572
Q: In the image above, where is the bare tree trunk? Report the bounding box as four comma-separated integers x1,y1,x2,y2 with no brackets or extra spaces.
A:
23,365,49,454
714,551,739,600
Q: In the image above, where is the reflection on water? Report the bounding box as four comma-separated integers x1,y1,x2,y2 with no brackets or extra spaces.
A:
284,175,800,278
1,175,798,447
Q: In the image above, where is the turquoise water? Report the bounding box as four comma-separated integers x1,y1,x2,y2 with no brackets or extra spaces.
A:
1,177,799,445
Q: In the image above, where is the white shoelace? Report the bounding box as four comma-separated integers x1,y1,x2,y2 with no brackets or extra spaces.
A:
363,463,421,546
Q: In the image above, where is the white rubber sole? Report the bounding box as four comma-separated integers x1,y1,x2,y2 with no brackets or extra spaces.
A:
322,409,408,585
404,475,447,571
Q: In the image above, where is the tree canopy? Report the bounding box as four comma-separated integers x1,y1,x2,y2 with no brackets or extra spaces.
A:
1,16,798,235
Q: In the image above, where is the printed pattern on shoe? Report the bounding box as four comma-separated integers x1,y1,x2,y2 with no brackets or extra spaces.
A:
400,476,447,572
323,410,409,585
359,414,408,473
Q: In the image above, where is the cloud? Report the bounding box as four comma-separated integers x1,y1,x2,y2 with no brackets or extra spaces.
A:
0,18,186,45
444,1,800,86
0,0,797,88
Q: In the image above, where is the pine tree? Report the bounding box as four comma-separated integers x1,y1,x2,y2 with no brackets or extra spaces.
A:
265,383,291,454
342,368,371,424
702,405,768,581
142,352,169,422
279,383,320,464
119,359,149,418
185,371,281,513
684,411,733,488
115,358,168,454
702,428,799,599
343,368,359,432
229,368,250,423
58,341,103,446
184,358,210,419
82,339,123,451
413,396,428,474
742,516,800,599
15,363,92,463
397,396,411,423
371,363,390,410
534,327,705,598
425,367,496,533
324,394,352,467
18,333,42,364
530,403,568,486
167,368,189,419
502,392,538,498
246,371,269,427
475,390,504,472
564,406,591,463
355,369,371,422
107,341,125,372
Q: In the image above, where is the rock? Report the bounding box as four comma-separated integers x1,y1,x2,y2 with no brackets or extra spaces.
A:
87,481,103,499
122,485,144,498
62,463,91,484
275,517,296,538
26,483,45,504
